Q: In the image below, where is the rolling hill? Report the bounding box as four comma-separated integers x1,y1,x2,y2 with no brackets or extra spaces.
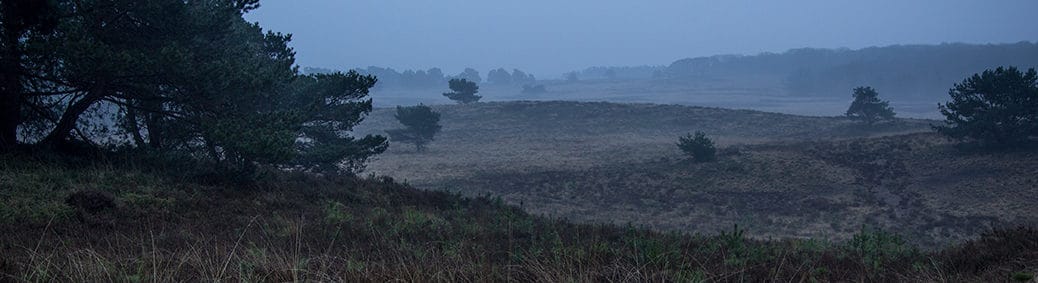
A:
356,101,1036,248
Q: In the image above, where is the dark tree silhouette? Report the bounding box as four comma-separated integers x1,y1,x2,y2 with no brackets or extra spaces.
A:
511,69,536,85
386,104,442,152
936,66,1038,147
565,72,579,82
456,68,482,84
487,68,512,85
0,0,61,149
443,79,481,104
845,86,896,125
677,131,716,162
0,0,387,173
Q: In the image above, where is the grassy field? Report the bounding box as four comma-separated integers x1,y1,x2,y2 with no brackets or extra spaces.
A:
1,153,1036,281
355,101,1036,248
3,100,1035,281
355,101,931,184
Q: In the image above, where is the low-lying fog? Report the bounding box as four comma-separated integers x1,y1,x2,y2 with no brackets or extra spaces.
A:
245,1,1038,119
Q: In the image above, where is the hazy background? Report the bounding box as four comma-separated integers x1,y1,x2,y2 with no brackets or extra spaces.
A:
245,0,1038,78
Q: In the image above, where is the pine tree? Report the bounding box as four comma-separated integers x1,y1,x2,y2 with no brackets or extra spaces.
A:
845,86,896,125
2,0,388,173
936,66,1038,147
386,104,442,152
443,79,481,104
677,131,716,162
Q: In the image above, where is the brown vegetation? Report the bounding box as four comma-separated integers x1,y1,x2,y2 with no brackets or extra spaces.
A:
1,153,1035,281
356,101,1036,248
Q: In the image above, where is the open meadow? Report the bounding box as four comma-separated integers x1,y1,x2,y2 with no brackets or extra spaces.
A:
356,101,1037,248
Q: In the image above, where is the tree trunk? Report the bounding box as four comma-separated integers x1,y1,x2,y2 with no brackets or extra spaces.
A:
0,32,23,150
0,82,19,149
124,101,146,147
142,100,163,149
40,90,104,146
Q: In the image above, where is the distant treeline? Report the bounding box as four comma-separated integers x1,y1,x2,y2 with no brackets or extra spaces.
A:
304,66,538,89
565,65,667,81
663,42,1038,99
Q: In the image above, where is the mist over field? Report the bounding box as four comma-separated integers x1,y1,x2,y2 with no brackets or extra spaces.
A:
245,0,1038,77
247,1,1038,118
3,0,1038,281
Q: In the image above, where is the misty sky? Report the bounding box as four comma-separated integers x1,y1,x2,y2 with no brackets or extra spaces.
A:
245,0,1038,78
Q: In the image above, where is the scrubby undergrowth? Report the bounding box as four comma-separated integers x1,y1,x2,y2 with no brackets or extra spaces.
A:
0,153,1035,282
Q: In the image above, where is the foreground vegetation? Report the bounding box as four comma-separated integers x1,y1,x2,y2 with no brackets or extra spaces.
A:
1,0,388,175
1,153,1035,281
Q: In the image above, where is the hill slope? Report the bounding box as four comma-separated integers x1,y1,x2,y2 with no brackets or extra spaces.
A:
1,153,1036,281
445,133,1038,248
355,101,1035,247
356,101,932,186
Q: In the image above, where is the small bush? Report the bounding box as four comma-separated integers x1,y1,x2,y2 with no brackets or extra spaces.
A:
1012,272,1035,282
64,191,115,214
323,201,353,223
844,226,917,272
677,131,716,162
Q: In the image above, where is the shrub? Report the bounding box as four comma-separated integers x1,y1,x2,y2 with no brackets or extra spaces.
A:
677,131,716,162
844,226,916,272
64,191,115,214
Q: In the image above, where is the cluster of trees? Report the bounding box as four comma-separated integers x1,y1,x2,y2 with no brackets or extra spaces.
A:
0,0,387,173
682,65,1036,163
565,66,666,81
665,43,1038,100
308,66,543,90
455,68,483,84
843,66,1037,148
360,67,447,89
307,66,454,89
486,68,536,85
